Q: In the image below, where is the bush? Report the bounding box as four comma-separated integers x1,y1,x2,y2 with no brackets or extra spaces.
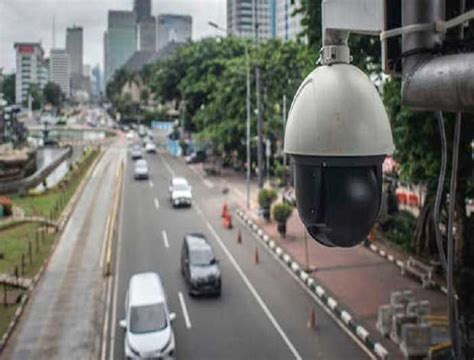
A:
274,163,289,187
258,188,278,209
383,210,416,251
272,203,293,223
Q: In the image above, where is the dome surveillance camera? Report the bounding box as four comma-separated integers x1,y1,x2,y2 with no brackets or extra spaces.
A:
284,64,394,247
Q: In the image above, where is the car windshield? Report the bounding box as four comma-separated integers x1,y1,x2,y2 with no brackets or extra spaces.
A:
174,184,190,192
129,303,167,334
190,248,215,266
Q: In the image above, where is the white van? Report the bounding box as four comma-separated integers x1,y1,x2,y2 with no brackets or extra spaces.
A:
120,272,176,359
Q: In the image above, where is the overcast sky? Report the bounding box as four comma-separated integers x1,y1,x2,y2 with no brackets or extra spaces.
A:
0,0,227,74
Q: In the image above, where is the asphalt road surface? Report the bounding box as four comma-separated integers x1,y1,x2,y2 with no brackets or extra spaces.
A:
105,141,372,360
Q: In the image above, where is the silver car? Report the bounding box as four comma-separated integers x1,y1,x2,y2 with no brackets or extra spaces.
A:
120,272,176,359
134,159,149,180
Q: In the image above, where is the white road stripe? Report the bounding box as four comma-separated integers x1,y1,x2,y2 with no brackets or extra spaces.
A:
109,154,127,360
159,154,176,177
149,180,154,188
154,198,160,209
196,203,302,360
178,291,192,329
189,165,215,189
101,277,112,360
162,230,169,248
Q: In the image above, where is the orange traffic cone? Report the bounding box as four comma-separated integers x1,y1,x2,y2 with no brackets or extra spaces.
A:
254,247,260,265
221,203,228,218
237,229,242,244
307,307,316,329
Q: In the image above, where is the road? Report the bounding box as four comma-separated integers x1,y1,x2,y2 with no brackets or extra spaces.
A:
105,139,372,359
4,143,125,359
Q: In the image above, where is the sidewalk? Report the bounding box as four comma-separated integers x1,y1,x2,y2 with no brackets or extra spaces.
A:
191,163,447,357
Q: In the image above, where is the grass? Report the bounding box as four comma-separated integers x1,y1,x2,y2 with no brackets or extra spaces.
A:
11,148,100,220
0,147,100,340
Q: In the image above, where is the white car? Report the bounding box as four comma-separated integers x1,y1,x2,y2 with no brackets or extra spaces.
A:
126,131,135,140
120,272,176,360
169,177,192,207
145,142,157,153
134,159,149,180
130,145,143,160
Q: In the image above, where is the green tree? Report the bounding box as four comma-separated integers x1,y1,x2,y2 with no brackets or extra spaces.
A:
43,82,63,108
24,83,44,110
3,74,15,105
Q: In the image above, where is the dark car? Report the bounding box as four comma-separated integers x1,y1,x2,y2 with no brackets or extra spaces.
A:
181,234,221,296
185,150,207,164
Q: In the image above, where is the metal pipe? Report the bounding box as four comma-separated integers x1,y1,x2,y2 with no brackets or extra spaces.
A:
401,0,474,112
246,46,251,209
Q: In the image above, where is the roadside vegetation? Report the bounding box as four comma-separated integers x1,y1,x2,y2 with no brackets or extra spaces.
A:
0,147,100,338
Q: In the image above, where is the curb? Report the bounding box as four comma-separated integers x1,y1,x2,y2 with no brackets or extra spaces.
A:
363,242,448,296
0,148,105,355
235,209,389,360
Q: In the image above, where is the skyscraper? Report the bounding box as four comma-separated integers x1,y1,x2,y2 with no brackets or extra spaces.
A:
104,11,137,84
133,0,151,22
227,0,273,39
275,0,304,41
49,49,70,98
14,43,47,105
66,26,83,76
137,16,157,52
157,14,192,51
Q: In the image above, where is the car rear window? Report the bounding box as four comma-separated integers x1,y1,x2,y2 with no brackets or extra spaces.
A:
130,303,167,334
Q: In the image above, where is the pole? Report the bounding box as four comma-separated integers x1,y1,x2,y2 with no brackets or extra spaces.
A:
246,46,251,210
282,94,287,166
254,0,264,189
304,229,309,271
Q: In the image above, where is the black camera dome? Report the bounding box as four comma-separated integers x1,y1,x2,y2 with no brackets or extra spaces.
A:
293,156,384,247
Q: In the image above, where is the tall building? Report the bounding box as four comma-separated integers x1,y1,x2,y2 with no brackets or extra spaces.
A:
134,0,151,22
227,0,272,39
14,43,47,105
137,16,157,52
275,0,304,41
103,31,109,87
49,49,70,98
92,65,102,97
66,26,83,77
104,11,137,84
157,14,192,51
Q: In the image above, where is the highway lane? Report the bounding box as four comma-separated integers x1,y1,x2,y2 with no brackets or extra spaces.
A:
108,143,370,359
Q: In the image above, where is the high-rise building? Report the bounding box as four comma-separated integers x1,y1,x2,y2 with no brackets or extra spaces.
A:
157,14,192,51
103,31,109,87
66,26,83,77
49,49,70,98
14,43,47,105
137,16,157,52
92,65,102,97
104,11,137,84
275,0,304,41
227,0,272,39
134,0,151,22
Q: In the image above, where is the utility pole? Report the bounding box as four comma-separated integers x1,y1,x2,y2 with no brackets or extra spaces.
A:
246,46,251,209
254,0,264,189
282,94,287,166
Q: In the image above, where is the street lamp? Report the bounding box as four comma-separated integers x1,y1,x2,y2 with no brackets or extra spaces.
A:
208,21,252,210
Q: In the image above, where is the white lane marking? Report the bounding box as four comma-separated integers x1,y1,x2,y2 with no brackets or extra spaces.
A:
189,165,215,189
194,203,302,360
101,277,113,360
149,180,154,188
178,291,192,329
234,216,376,360
162,230,169,248
99,215,111,268
109,154,127,360
159,153,176,177
154,198,160,210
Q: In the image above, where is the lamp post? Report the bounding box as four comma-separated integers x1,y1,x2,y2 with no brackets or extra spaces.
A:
208,22,252,210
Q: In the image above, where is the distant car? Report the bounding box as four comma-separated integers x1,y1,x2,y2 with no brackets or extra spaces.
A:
169,177,192,207
120,272,176,359
126,131,135,140
181,233,221,296
43,138,59,147
145,142,157,153
185,151,207,164
134,159,149,180
130,145,143,160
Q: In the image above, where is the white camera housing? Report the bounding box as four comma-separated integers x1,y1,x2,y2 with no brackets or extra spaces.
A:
284,63,394,247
